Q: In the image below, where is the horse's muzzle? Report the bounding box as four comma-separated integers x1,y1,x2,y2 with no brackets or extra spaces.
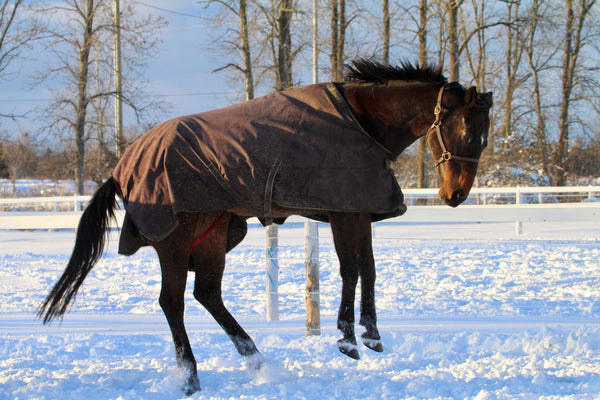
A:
445,189,466,208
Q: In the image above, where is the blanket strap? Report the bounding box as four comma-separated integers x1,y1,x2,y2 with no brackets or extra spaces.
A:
190,212,227,249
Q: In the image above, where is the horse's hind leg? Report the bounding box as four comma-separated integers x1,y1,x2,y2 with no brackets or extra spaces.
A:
152,215,202,395
190,213,263,368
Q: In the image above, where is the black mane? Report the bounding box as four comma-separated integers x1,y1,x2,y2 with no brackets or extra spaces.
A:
344,59,447,85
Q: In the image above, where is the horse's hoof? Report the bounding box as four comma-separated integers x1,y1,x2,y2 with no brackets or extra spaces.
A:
182,374,201,395
337,338,360,360
245,352,265,370
362,337,384,352
361,333,384,352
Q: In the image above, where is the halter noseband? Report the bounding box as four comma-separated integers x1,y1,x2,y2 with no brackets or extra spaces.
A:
428,86,480,167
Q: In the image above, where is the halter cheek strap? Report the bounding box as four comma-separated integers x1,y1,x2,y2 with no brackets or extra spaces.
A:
428,86,480,167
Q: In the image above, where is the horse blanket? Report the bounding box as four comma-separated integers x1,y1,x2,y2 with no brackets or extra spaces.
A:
112,82,406,254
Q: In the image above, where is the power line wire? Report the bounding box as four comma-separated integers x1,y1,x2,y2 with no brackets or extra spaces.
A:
130,0,203,19
0,91,238,103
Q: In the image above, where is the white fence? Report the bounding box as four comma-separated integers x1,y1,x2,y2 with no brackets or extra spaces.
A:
1,186,599,334
1,186,599,230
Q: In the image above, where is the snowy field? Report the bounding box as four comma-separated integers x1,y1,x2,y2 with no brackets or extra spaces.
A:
1,220,600,400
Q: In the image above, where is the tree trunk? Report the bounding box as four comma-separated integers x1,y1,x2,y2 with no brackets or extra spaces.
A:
501,2,514,141
382,0,390,65
554,0,574,186
447,0,460,82
416,0,428,188
526,0,549,176
330,0,345,81
276,0,293,91
240,0,254,100
553,0,595,185
75,0,95,194
330,0,338,79
337,0,345,78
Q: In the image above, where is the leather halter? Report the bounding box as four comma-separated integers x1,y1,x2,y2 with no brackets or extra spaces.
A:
428,86,480,167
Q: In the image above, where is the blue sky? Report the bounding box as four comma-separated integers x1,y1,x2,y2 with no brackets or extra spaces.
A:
132,0,239,111
0,0,242,139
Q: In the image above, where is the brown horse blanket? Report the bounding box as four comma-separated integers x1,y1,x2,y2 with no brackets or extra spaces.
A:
112,82,406,253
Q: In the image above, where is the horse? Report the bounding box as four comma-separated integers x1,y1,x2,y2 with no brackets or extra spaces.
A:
38,59,493,395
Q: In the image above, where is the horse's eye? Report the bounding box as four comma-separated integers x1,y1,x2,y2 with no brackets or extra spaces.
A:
464,132,474,144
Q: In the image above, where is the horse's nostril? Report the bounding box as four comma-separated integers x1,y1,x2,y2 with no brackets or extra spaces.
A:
451,189,465,204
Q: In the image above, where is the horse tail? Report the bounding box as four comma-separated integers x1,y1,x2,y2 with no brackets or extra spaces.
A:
38,177,120,324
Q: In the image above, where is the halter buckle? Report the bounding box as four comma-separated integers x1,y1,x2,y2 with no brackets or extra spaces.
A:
441,152,452,162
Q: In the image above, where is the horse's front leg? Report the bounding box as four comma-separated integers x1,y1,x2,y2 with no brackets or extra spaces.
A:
358,239,384,353
329,212,377,360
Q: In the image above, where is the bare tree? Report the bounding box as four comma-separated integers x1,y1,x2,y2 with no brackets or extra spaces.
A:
0,140,8,178
382,0,389,65
240,0,254,99
277,0,294,90
203,0,255,100
446,0,463,81
416,0,429,188
35,0,163,193
521,0,559,177
0,0,26,77
553,0,597,185
330,0,345,81
0,0,38,119
4,131,38,178
249,0,297,91
498,1,525,143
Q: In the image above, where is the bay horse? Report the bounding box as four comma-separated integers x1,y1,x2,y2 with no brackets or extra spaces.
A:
39,59,492,395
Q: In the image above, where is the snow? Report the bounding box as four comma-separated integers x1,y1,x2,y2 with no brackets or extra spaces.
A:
1,220,600,399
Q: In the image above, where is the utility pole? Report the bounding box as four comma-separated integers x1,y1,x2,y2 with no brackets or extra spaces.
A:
113,0,123,158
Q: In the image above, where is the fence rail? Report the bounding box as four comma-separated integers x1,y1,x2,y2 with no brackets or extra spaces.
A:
1,186,599,230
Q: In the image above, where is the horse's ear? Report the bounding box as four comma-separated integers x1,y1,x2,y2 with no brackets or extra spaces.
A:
479,92,493,109
465,86,478,107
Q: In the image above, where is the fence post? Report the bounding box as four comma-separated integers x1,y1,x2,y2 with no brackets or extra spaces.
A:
515,186,523,235
304,219,320,336
266,224,279,321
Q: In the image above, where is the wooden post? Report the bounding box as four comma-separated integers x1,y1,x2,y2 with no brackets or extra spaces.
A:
304,0,321,337
515,186,523,235
305,220,320,336
266,224,279,321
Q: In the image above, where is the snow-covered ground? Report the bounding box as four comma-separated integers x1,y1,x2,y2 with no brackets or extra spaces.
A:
1,220,600,400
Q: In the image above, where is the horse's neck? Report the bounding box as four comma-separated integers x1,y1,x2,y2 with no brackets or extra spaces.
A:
342,83,439,156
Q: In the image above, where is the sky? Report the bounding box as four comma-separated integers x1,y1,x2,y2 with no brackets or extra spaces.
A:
0,0,245,140
130,0,240,111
